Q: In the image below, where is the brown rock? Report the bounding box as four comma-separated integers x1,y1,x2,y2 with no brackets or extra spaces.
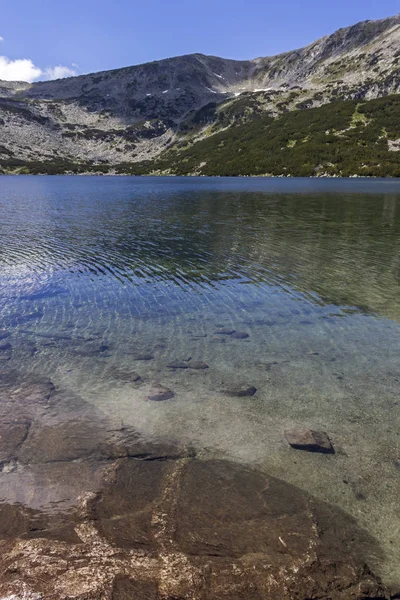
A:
0,456,388,599
148,386,174,401
285,428,335,454
94,458,168,550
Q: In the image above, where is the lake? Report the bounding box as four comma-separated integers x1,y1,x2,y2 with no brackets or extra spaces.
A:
0,175,400,596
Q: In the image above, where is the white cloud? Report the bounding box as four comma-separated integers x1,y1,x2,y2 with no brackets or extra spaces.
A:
0,37,4,43
0,56,42,82
44,65,77,80
0,55,77,83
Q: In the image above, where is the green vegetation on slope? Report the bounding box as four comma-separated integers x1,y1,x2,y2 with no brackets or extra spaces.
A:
145,95,400,177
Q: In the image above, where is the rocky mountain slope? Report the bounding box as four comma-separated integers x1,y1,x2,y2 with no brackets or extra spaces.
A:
0,13,400,173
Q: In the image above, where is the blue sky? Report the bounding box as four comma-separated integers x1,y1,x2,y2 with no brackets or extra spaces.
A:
0,0,399,81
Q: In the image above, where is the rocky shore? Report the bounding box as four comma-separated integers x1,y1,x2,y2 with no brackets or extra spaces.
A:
0,367,395,599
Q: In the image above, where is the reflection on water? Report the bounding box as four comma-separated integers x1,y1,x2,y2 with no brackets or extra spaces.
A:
0,176,400,587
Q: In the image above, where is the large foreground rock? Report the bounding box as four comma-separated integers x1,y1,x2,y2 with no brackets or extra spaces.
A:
0,456,390,599
0,369,391,599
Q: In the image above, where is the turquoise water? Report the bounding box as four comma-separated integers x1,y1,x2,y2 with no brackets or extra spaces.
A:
1,176,400,584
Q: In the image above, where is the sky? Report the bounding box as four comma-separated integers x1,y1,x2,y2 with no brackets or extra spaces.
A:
0,0,399,82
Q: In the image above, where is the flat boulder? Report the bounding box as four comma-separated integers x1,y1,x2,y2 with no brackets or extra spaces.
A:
285,428,334,454
231,332,249,339
148,386,174,402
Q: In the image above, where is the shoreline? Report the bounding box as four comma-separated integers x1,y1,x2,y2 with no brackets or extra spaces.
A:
1,171,400,179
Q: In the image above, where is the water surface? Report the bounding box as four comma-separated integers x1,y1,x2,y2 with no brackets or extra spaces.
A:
1,176,400,585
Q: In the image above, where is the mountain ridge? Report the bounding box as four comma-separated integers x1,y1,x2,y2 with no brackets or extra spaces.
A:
0,13,400,174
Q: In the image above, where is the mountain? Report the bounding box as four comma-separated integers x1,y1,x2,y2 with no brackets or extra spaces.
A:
0,14,400,175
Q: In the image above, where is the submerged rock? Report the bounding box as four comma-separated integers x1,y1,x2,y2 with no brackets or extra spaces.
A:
148,386,174,401
188,361,209,370
0,331,10,341
231,332,250,339
224,386,257,397
167,361,189,369
0,342,12,351
285,428,335,454
215,328,236,335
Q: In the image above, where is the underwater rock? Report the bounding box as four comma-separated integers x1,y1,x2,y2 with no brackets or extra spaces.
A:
224,386,257,397
285,428,335,454
188,361,209,370
0,342,12,352
231,332,250,339
0,331,10,341
148,386,174,401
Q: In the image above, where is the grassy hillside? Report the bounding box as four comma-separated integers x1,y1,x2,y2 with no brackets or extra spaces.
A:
143,95,400,177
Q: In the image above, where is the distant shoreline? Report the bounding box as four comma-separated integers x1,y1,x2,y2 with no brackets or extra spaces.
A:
1,172,399,179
